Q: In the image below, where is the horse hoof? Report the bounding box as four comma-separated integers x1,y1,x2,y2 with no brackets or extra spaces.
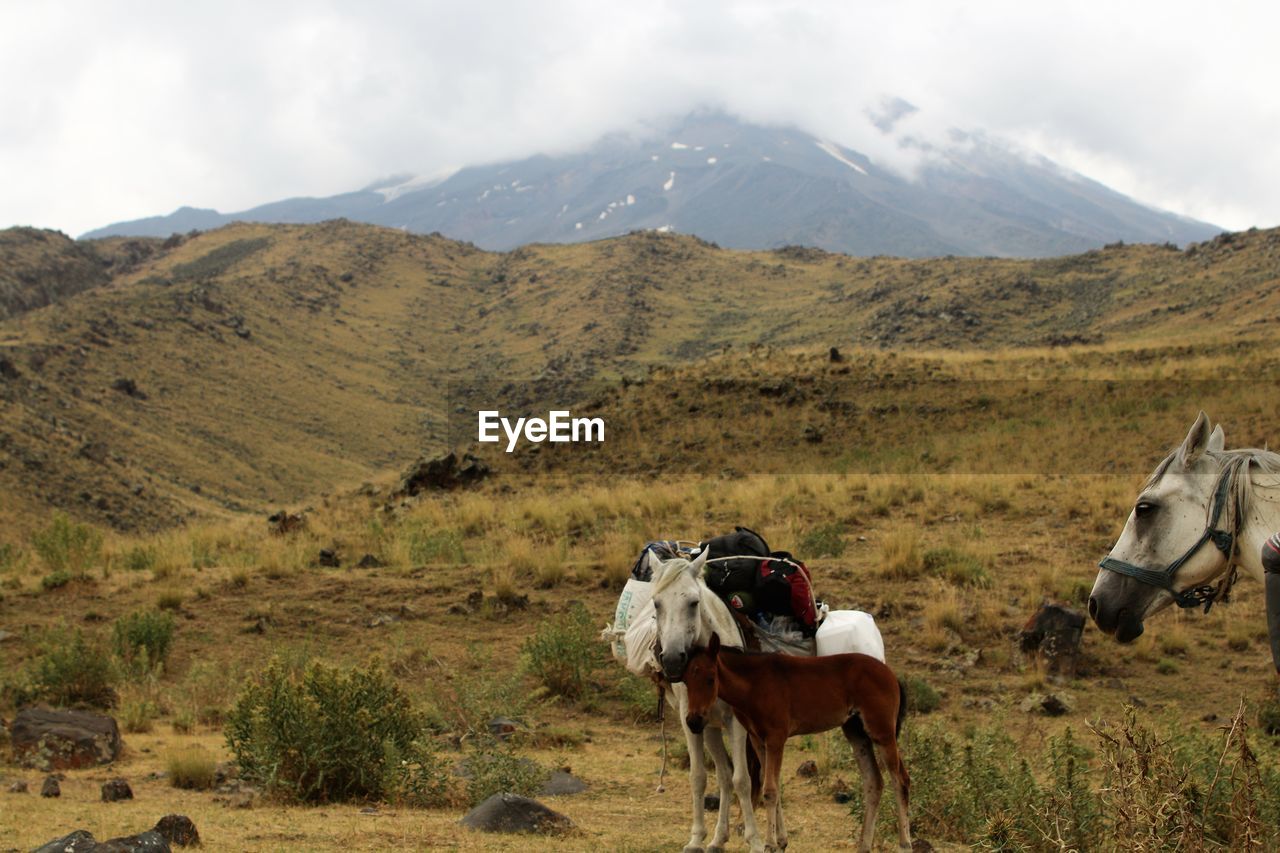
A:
683,847,705,853
708,847,726,853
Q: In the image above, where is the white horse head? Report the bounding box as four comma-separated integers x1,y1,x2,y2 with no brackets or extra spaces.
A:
651,549,741,681
1091,411,1280,642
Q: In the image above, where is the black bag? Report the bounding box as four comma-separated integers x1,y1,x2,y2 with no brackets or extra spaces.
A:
755,550,819,635
702,526,770,594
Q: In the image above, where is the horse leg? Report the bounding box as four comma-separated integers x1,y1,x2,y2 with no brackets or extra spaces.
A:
674,685,709,853
728,719,766,853
760,736,786,852
703,720,734,852
843,716,882,853
774,775,788,850
877,737,912,851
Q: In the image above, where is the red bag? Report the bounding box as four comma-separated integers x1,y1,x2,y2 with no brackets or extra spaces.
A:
757,553,818,635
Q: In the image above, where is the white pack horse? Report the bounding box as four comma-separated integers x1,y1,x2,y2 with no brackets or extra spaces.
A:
650,549,767,853
1091,412,1280,657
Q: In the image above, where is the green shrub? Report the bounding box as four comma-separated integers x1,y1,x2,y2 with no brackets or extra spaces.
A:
922,548,992,588
522,603,603,700
121,545,158,572
41,570,73,591
904,676,941,714
463,740,547,806
112,610,176,676
799,523,846,558
225,658,448,805
407,528,466,564
31,512,103,576
27,628,117,708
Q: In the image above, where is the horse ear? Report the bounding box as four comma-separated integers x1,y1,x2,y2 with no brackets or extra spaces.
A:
645,549,664,577
689,547,708,573
1176,411,1213,468
708,632,721,657
1208,424,1225,453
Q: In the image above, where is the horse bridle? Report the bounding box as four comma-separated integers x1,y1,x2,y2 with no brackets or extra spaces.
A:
1097,467,1238,612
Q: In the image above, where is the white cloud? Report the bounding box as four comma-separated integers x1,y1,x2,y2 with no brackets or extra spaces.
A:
0,0,1276,235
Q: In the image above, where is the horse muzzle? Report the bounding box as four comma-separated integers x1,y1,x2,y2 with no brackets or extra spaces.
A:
685,713,707,734
660,650,689,682
1088,593,1145,643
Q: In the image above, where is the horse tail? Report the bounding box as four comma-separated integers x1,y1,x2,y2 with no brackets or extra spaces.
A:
896,676,908,737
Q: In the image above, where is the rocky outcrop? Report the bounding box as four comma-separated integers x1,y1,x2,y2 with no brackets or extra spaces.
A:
11,707,122,771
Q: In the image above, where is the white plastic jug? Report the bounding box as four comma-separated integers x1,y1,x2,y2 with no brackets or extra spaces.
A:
815,610,885,662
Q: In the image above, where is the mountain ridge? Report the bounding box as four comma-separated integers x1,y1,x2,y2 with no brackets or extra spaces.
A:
81,112,1219,257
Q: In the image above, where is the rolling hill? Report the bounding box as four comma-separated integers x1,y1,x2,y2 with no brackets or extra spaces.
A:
1,221,1278,532
82,112,1219,258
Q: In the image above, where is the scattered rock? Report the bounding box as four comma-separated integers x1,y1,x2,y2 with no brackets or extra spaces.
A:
802,425,823,444
32,830,96,853
101,777,134,801
41,775,61,797
367,614,397,628
541,770,587,796
94,830,172,852
153,814,200,847
488,717,524,740
12,706,123,770
266,510,306,535
0,355,20,380
396,452,490,496
111,377,148,399
459,793,574,834
1202,712,1219,723
1021,692,1071,716
828,346,843,363
795,760,818,778
912,839,935,853
703,793,720,811
1019,602,1085,677
317,548,340,567
8,779,28,793
832,790,853,804
356,553,384,569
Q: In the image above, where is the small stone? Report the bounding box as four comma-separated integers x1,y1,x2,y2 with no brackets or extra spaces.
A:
8,780,28,793
102,777,134,801
41,775,60,797
832,791,853,804
356,553,384,569
318,548,339,567
154,814,200,847
542,769,587,796
796,759,819,778
460,793,573,834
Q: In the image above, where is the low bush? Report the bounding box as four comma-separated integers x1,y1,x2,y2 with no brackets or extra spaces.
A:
922,547,992,588
225,658,448,805
463,740,547,806
112,609,176,676
31,512,103,577
522,603,603,700
904,676,941,714
26,628,117,708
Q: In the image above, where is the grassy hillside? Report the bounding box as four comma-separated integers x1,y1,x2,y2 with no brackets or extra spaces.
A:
1,221,1279,536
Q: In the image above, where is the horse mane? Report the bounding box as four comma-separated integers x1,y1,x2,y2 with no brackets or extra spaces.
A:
1148,446,1280,533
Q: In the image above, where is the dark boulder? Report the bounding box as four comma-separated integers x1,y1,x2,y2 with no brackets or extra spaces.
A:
11,706,122,771
153,815,200,847
356,553,384,569
317,548,339,567
1019,602,1085,677
397,452,489,497
540,770,587,796
32,830,97,853
101,777,133,801
94,830,172,852
110,378,148,400
41,775,61,797
460,793,573,834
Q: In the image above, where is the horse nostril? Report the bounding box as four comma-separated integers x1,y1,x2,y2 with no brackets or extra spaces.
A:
1087,596,1099,620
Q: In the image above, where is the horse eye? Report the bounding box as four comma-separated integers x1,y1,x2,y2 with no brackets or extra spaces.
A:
1135,502,1157,518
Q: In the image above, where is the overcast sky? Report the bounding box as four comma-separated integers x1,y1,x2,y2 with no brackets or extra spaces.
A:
2,0,1276,237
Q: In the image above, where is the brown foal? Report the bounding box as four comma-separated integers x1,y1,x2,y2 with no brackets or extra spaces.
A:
684,633,912,852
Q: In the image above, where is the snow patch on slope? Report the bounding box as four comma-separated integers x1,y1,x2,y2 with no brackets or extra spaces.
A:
815,141,868,175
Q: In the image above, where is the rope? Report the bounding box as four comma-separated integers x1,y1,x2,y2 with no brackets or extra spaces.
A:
656,682,668,793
